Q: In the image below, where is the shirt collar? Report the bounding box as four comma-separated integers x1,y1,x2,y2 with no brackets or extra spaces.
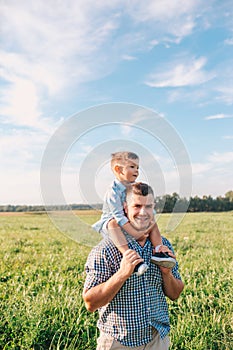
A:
129,238,152,251
114,179,127,193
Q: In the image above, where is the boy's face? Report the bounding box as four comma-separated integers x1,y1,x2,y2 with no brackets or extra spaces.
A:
119,159,139,183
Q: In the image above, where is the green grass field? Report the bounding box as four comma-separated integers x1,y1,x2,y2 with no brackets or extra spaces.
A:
0,211,232,349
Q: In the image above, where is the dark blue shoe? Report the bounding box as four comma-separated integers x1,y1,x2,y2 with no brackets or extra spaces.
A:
151,252,176,269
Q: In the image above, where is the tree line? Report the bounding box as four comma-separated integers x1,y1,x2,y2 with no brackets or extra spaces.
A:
155,191,233,213
1,191,233,213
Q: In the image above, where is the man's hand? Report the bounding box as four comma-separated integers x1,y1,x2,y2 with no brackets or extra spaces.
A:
119,249,144,278
156,245,176,257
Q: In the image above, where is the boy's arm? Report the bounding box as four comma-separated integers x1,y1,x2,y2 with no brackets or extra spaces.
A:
122,220,157,240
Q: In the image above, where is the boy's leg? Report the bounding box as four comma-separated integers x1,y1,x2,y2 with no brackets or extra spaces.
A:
107,219,148,276
107,219,129,254
149,222,163,250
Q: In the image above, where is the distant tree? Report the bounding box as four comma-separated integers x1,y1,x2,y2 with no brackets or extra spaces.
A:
225,190,233,201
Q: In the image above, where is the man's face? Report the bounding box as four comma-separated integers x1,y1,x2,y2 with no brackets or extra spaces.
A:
125,193,154,232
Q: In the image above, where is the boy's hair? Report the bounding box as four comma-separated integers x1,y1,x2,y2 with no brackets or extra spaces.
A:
126,182,154,199
110,151,139,170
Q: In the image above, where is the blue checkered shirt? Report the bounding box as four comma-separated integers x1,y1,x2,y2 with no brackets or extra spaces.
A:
84,236,182,347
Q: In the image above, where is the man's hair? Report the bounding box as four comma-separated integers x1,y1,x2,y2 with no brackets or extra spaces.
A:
126,182,154,199
110,151,139,170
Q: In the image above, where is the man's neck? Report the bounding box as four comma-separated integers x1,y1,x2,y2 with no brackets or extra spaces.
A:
136,236,148,247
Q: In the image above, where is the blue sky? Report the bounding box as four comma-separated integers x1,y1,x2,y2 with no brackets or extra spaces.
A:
0,0,233,205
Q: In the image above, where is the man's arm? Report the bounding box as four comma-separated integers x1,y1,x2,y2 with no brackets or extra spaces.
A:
83,249,143,312
155,240,184,300
160,267,184,300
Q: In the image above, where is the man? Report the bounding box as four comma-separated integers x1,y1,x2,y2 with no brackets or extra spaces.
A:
83,182,184,349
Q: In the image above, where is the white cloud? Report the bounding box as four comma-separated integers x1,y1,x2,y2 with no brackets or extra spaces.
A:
121,55,137,61
0,170,41,204
145,56,215,88
0,78,41,125
208,151,233,164
215,85,233,105
191,152,233,174
148,40,159,49
224,38,233,45
191,162,212,175
0,129,49,167
0,127,63,204
120,125,133,136
126,0,201,40
191,153,233,197
0,77,59,133
167,87,208,104
204,114,233,120
127,0,197,21
192,173,232,198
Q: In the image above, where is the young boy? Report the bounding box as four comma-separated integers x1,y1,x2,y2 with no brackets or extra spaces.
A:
92,151,176,275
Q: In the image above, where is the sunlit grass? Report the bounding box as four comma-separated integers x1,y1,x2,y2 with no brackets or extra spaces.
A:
0,211,232,349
